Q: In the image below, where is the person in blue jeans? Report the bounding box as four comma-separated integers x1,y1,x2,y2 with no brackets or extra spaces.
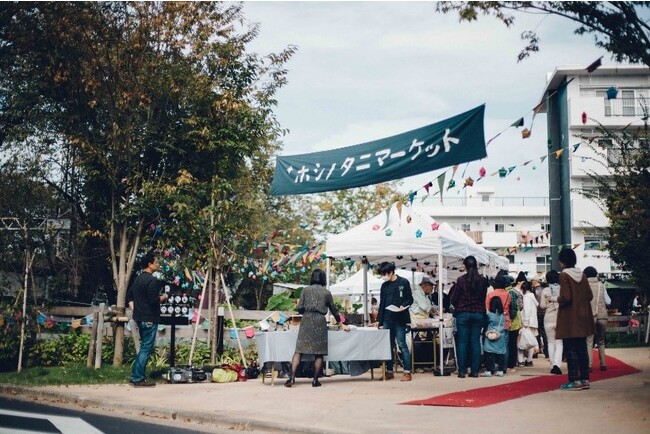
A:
375,262,414,381
450,256,488,378
127,250,169,387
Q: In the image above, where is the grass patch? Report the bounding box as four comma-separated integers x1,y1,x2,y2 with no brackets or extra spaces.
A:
0,364,134,386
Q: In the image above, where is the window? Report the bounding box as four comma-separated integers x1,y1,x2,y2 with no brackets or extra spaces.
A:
540,223,550,232
506,255,515,264
460,223,471,231
595,89,612,116
584,235,605,251
536,255,551,273
622,90,635,116
495,224,505,233
481,194,490,203
598,139,620,166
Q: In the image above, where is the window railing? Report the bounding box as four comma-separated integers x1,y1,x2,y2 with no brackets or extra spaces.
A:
418,197,549,207
605,97,648,117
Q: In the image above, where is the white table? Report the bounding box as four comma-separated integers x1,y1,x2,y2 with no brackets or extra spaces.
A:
255,328,391,384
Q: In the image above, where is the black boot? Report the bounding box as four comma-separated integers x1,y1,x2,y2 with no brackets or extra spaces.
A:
312,377,321,387
284,376,295,387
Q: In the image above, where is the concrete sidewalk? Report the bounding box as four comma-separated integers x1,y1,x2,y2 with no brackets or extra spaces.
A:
1,347,649,433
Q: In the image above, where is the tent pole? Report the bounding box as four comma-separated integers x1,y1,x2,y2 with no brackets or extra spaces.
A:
438,253,444,376
362,262,368,324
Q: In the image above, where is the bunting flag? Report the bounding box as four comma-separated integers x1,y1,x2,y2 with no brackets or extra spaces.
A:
555,149,565,159
507,166,516,174
586,56,603,73
437,172,446,201
540,155,547,164
423,181,433,194
71,319,82,329
572,143,581,153
511,117,524,128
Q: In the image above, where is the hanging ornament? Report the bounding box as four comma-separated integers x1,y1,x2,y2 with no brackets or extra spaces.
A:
581,112,588,124
498,167,507,178
606,87,618,100
464,177,474,187
447,179,456,189
479,167,486,177
521,128,531,139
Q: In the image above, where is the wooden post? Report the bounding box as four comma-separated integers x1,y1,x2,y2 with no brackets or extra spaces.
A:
94,303,105,369
86,308,99,368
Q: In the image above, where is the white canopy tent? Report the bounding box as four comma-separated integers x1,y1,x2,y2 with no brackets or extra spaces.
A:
325,202,509,375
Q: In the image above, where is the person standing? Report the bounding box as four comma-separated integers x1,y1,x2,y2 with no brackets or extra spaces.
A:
518,281,539,367
285,269,348,388
485,273,511,372
541,270,563,375
127,250,168,387
584,266,609,372
481,296,507,377
532,278,549,358
450,256,488,378
556,248,595,391
376,262,413,381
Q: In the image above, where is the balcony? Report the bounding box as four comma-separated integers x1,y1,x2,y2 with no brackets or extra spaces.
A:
605,97,648,117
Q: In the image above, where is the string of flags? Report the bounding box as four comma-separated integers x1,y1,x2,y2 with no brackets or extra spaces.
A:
407,56,606,205
36,311,94,331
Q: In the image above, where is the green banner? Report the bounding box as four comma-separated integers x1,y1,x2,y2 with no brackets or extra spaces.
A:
271,105,486,196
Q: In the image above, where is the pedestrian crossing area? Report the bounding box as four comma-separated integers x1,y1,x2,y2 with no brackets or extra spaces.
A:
0,408,103,434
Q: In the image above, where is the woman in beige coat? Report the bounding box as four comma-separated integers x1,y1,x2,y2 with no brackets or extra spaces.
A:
584,266,609,371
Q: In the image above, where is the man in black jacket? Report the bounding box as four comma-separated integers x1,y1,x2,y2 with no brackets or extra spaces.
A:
375,262,414,381
127,250,168,387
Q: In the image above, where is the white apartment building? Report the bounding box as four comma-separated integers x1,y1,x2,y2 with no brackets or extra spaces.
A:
415,186,551,279
539,64,649,275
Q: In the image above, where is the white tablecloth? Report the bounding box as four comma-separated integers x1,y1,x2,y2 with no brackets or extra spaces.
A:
255,328,391,364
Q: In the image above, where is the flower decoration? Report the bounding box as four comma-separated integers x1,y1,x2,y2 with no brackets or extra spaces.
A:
431,222,439,231
415,229,423,238
372,224,380,231
385,229,393,236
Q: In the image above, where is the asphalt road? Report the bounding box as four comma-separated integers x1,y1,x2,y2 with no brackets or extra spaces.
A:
0,396,208,434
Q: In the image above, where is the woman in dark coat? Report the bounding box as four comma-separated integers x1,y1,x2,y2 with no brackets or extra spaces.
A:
286,268,348,387
556,247,595,391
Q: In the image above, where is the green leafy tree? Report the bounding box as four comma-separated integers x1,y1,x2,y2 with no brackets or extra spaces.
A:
435,2,650,66
579,120,650,287
0,2,294,364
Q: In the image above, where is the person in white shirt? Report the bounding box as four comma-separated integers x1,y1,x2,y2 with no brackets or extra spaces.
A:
410,276,437,340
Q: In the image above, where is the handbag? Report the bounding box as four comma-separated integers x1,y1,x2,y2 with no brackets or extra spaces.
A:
485,315,503,341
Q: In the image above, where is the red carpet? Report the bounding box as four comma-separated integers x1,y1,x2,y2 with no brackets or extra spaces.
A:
402,353,640,407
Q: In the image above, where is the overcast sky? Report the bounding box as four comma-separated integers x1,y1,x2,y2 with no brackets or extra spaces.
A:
242,1,607,199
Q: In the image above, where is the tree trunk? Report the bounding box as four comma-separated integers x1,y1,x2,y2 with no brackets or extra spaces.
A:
110,211,144,366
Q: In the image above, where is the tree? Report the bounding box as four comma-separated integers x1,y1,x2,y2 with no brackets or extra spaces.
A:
0,2,294,364
435,2,650,66
579,119,650,287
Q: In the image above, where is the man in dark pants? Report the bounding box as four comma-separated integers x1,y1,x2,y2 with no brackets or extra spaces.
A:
127,250,169,387
533,278,549,358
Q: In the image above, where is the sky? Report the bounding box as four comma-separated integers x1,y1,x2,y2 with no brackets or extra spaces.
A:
241,1,607,199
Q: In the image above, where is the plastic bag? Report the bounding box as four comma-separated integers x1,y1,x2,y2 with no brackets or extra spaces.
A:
517,327,538,350
212,368,238,383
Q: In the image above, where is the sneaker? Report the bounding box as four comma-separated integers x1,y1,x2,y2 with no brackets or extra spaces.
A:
580,380,590,390
479,372,493,377
495,371,504,377
560,381,583,391
131,380,156,387
385,372,394,380
415,368,425,373
550,365,562,375
524,361,534,367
